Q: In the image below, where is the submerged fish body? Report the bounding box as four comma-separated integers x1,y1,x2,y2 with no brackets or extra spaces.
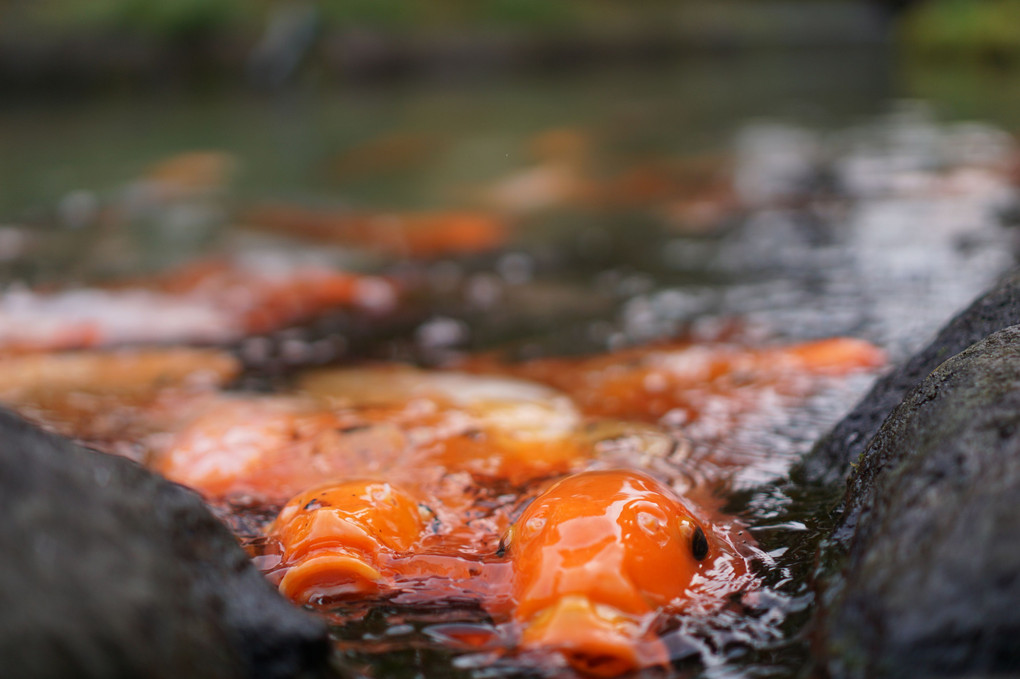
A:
0,257,396,353
6,335,882,505
154,368,594,502
243,205,509,258
464,337,886,425
299,366,590,483
504,469,728,676
154,396,413,501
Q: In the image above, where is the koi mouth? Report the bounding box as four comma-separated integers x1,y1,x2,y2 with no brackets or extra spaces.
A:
278,552,384,603
521,595,667,677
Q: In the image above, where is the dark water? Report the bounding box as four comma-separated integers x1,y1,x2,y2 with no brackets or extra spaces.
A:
2,49,1019,678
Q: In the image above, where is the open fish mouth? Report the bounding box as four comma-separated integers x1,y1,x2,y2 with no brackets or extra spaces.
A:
278,551,385,604
520,595,667,677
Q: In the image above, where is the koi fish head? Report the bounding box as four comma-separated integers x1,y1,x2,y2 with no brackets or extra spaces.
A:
504,470,714,676
269,480,425,604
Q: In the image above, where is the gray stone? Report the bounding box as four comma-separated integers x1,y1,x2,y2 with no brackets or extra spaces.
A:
802,268,1020,487
814,326,1020,678
0,408,330,679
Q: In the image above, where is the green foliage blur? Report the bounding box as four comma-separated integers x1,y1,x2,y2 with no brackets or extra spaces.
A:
19,0,668,38
14,0,1020,76
26,0,263,38
14,0,847,40
901,0,1020,60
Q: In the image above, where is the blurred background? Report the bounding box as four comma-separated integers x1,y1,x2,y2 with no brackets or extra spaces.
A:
2,0,1019,362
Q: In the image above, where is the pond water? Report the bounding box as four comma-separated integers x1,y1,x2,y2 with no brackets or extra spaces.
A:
2,48,1018,678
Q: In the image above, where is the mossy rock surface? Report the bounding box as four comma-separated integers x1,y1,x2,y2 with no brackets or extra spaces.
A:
803,268,1020,487
814,324,1020,678
0,408,329,679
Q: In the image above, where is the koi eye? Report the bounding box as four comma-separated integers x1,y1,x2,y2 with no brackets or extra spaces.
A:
496,526,514,557
418,503,440,533
691,525,709,561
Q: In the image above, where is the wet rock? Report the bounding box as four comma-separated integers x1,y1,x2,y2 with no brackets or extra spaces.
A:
802,267,1020,486
814,326,1020,678
0,408,330,679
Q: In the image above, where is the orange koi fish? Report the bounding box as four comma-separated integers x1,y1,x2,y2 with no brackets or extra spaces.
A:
267,480,427,604
503,470,738,677
243,205,509,258
154,397,410,501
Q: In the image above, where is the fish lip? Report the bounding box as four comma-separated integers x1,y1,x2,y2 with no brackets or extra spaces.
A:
520,595,667,677
278,552,384,604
